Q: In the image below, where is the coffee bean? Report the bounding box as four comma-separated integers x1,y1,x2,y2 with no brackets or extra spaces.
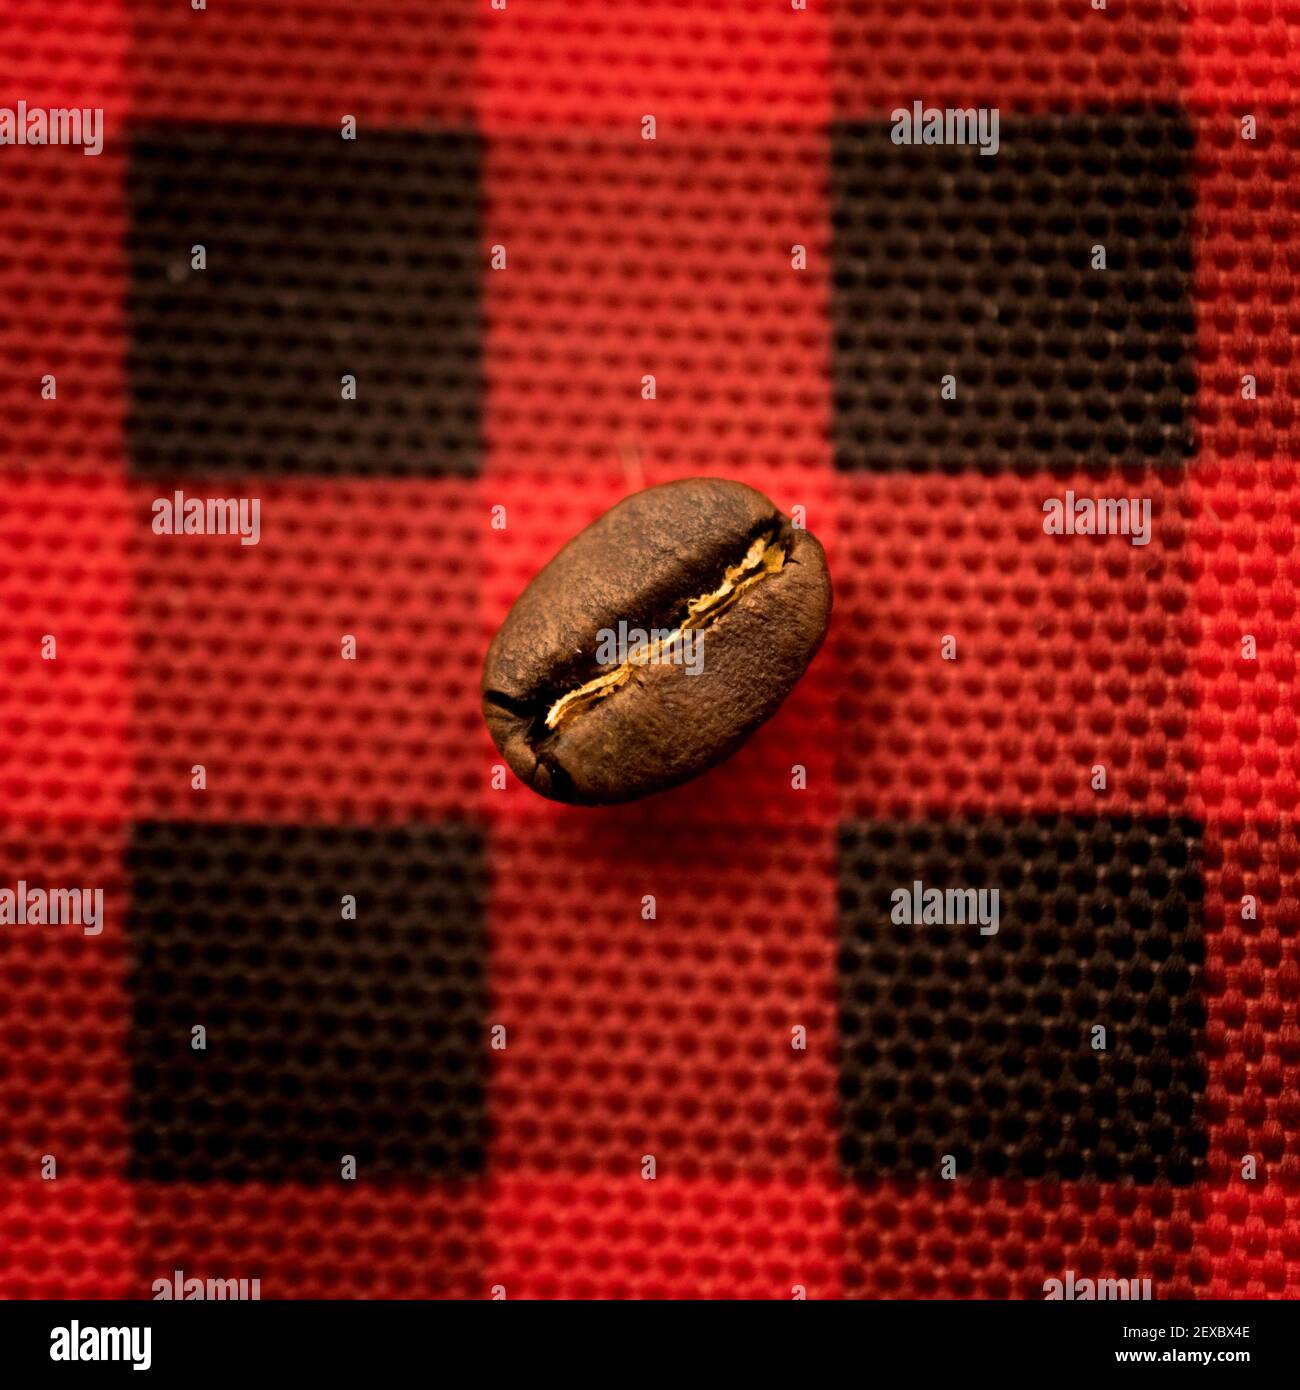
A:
482,478,832,805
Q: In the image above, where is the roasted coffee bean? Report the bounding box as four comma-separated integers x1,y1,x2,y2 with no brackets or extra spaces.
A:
481,478,832,805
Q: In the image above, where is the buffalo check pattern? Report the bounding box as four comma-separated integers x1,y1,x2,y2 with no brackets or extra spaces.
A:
1,0,1298,1300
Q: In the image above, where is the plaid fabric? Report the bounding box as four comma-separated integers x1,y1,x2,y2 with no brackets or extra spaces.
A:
1,0,1298,1300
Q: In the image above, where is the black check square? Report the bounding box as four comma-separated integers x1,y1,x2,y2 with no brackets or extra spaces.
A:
829,111,1196,471
126,124,483,478
837,816,1206,1183
127,822,488,1182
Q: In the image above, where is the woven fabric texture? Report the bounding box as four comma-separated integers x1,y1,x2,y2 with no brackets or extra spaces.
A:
1,0,1297,1300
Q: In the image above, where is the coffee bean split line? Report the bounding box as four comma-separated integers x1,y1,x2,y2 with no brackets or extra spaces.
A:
543,527,789,733
481,478,832,805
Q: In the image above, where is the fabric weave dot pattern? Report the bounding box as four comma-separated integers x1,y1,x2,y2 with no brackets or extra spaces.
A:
0,0,1297,1300
838,817,1206,1184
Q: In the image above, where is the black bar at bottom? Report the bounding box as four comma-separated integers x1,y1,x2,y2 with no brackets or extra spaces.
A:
2,1297,1287,1379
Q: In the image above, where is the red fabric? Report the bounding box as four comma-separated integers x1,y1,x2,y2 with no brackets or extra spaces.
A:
1,0,1298,1299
